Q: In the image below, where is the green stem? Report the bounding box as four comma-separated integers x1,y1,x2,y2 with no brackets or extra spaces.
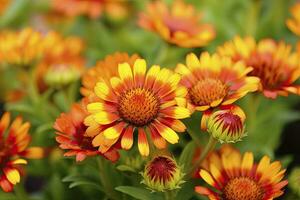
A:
14,184,30,200
245,0,261,36
188,135,217,177
186,127,202,147
27,66,40,104
247,94,261,135
164,190,175,200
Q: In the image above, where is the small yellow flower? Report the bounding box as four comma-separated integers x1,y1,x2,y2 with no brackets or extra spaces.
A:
84,58,190,156
138,0,215,48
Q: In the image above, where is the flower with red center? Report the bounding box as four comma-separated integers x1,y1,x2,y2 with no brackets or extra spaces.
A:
138,0,215,48
0,28,44,66
195,145,288,200
141,155,184,191
175,52,259,117
84,59,190,156
0,112,43,192
205,105,246,143
81,52,139,98
54,99,119,162
218,36,300,99
286,3,300,36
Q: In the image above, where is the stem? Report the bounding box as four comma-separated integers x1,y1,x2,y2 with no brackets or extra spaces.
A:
97,157,118,200
14,184,30,200
247,94,261,135
245,0,261,35
186,127,202,147
164,190,175,200
27,66,39,104
188,135,217,177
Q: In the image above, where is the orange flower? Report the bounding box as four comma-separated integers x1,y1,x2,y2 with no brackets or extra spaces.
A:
0,112,43,192
54,99,119,162
175,52,259,114
218,36,300,99
195,145,288,200
84,59,190,156
52,0,104,19
138,0,215,48
81,52,139,98
0,0,10,14
286,2,300,36
0,28,44,66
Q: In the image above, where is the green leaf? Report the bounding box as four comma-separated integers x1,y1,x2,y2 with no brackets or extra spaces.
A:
116,165,136,173
115,186,163,200
179,141,197,172
63,175,103,191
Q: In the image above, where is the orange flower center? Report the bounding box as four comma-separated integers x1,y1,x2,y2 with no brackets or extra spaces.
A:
223,177,264,200
118,88,160,127
189,78,227,106
146,156,176,184
247,53,289,90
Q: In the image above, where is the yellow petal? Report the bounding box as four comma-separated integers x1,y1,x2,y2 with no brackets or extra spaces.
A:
5,169,20,185
118,62,133,81
94,82,110,100
133,59,146,77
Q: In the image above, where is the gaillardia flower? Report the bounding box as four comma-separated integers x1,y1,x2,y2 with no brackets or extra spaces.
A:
206,105,246,143
54,99,119,162
85,59,190,156
0,28,44,66
138,0,215,48
286,3,300,36
0,112,43,192
81,52,139,98
176,52,259,113
141,155,184,192
218,37,300,99
195,146,288,200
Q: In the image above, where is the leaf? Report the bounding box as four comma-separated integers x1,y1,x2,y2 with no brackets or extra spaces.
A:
116,165,136,173
179,141,197,172
115,186,163,200
63,175,103,192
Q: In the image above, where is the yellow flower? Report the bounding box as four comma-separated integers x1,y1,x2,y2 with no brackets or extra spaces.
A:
218,36,300,99
286,3,300,36
195,145,288,200
84,59,190,156
175,52,259,116
138,0,215,48
0,28,44,66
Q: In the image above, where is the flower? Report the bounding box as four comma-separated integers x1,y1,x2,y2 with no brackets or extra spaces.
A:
0,28,44,66
206,105,246,143
218,36,300,99
288,167,300,197
0,112,43,192
54,99,119,162
0,0,10,14
81,52,139,98
51,0,104,19
141,155,184,191
138,0,215,48
84,58,190,156
175,52,259,113
195,145,288,200
286,3,300,36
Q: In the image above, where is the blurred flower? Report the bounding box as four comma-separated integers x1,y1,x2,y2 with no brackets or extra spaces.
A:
138,0,215,48
218,37,300,99
84,59,190,156
0,0,10,14
289,167,300,197
0,28,44,66
104,0,131,22
0,112,43,192
81,52,139,98
286,3,300,36
195,145,288,200
54,99,119,162
52,0,104,19
175,52,259,115
141,155,184,192
36,31,85,89
206,105,246,143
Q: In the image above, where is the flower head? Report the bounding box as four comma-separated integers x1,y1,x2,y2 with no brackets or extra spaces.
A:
0,112,43,192
286,3,300,36
85,58,190,156
141,155,184,191
195,145,288,200
81,52,139,98
218,36,300,99
206,105,246,143
138,0,215,48
176,52,259,113
54,99,119,162
0,28,44,66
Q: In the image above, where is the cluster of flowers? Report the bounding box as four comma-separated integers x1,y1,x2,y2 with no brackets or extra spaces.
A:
1,0,300,199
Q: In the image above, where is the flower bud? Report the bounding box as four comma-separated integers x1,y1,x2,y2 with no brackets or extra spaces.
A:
141,155,184,192
289,167,300,197
207,107,246,143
